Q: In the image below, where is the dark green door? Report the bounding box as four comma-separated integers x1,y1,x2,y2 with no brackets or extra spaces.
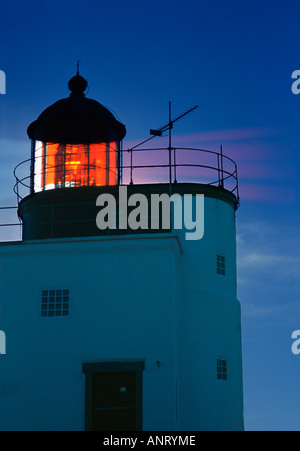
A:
92,371,138,431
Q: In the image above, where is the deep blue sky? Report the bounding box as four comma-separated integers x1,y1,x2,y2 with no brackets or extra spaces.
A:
0,0,300,431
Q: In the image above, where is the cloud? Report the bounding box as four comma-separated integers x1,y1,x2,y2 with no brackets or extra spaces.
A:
237,220,300,294
123,126,278,153
238,184,296,203
239,252,300,272
123,126,297,202
241,301,282,318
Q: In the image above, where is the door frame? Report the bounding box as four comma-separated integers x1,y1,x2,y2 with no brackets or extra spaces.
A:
82,359,145,431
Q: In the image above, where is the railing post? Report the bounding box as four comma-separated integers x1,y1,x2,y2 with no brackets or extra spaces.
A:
130,149,133,185
173,148,177,183
220,144,224,188
168,101,173,184
117,142,122,185
235,163,240,201
168,147,172,183
217,153,221,187
30,140,35,195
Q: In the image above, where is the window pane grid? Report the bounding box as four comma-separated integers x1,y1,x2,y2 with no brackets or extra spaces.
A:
41,290,69,317
217,359,228,380
216,255,226,276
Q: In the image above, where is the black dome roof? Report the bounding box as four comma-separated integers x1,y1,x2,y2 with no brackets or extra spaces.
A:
27,74,126,143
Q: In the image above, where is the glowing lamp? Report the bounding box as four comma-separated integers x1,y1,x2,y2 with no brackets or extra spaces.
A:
33,141,118,191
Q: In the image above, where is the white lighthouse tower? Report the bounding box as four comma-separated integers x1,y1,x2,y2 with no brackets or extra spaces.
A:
0,73,244,431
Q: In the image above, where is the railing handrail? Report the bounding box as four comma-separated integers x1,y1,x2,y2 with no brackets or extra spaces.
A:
13,146,239,205
0,206,21,240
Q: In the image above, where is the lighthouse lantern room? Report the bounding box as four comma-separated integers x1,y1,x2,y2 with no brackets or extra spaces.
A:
27,72,125,192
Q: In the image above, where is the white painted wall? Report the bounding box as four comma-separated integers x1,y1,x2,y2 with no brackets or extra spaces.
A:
0,193,243,431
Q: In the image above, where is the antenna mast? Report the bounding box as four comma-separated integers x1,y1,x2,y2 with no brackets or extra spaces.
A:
129,103,199,151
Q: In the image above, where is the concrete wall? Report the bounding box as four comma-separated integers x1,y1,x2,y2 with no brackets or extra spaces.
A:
0,236,180,431
0,192,244,431
176,196,244,431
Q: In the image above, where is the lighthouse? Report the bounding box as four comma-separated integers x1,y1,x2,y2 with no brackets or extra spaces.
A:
0,72,244,431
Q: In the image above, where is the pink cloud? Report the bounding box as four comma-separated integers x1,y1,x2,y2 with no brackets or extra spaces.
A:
122,128,296,203
239,184,296,203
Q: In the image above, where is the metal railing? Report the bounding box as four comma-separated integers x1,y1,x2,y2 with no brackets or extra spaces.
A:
0,206,22,241
13,146,239,205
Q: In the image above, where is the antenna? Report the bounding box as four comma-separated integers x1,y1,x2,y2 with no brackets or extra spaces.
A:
129,102,199,151
76,60,80,76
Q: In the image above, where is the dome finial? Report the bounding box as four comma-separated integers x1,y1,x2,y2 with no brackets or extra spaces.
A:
68,62,87,97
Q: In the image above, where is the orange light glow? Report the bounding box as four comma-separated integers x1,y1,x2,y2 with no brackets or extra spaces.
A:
36,142,117,190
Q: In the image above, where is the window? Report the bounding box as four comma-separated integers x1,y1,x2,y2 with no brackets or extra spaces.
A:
216,255,226,276
41,289,70,317
217,359,227,380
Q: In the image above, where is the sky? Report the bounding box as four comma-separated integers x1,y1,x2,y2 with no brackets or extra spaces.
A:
0,0,300,431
